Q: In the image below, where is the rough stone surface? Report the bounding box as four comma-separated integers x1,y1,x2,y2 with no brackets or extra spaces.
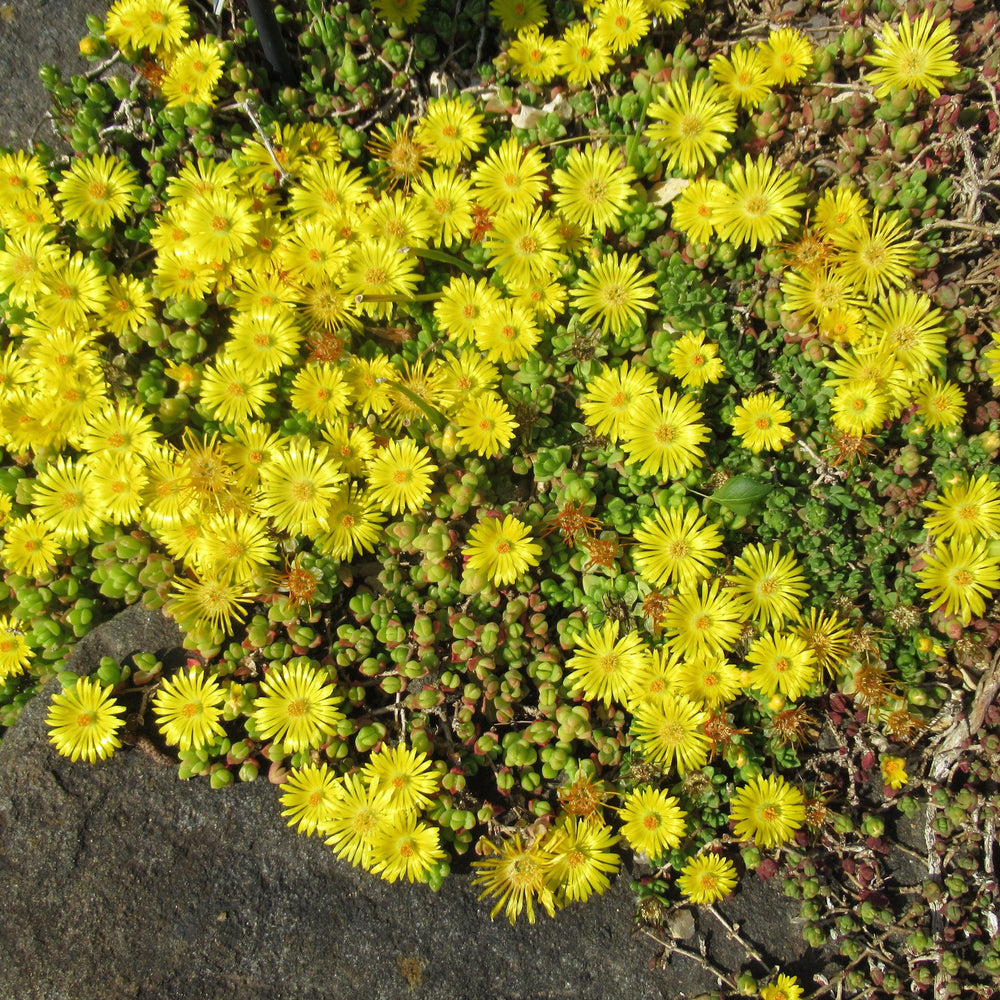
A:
0,0,109,150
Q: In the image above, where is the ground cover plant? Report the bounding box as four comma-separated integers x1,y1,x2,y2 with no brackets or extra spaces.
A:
1,0,999,995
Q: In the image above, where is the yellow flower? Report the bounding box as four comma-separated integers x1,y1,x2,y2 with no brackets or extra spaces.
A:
54,153,139,228
916,537,1000,625
714,155,805,251
746,631,818,701
161,37,225,106
462,514,542,586
415,95,485,166
565,619,649,707
644,77,736,177
729,774,805,849
370,816,446,883
279,763,342,836
866,10,960,100
880,755,908,790
152,668,227,751
543,815,620,903
759,27,814,86
578,360,658,443
923,474,1000,541
0,616,33,678
760,973,804,1000
472,832,557,925
632,503,724,590
620,388,709,480
677,852,738,904
251,658,345,753
550,143,636,234
554,23,612,87
619,786,687,858
365,438,438,516
46,676,126,764
914,376,965,431
570,252,657,338
362,743,440,814
668,331,725,388
630,692,710,775
729,542,809,628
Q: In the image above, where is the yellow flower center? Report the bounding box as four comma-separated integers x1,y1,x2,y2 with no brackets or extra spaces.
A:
755,415,772,429
773,657,790,674
76,711,96,729
182,702,201,718
643,814,660,830
953,570,973,587
744,195,767,216
287,699,307,718
393,469,411,484
291,481,315,501
655,424,676,443
365,267,387,285
495,540,511,554
87,181,108,201
517,235,538,254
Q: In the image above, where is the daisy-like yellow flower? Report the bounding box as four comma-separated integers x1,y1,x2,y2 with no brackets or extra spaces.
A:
490,0,546,32
620,388,710,480
475,298,541,364
550,143,636,234
570,252,657,338
539,818,620,907
710,44,773,108
165,575,256,635
314,484,386,562
914,376,965,431
668,331,725,388
289,159,370,225
46,675,126,764
362,742,439,814
416,95,485,166
674,655,743,708
632,503,724,590
374,0,425,26
670,177,728,244
36,253,108,327
370,815,446,883
761,973,804,1000
2,515,61,578
472,137,547,217
323,772,394,869
434,274,502,346
714,155,805,251
865,291,946,380
195,510,276,586
916,537,1000,625
593,0,650,54
554,23,612,88
677,852,738,904
414,166,475,247
182,189,260,264
199,358,274,426
365,438,438,516
731,391,795,453
257,441,347,535
289,363,352,427
837,211,918,299
829,380,890,437
923,474,1000,542
866,10,960,100
729,773,805,849
279,763,342,837
759,27,814,86
880,755,908,791
342,240,422,318
151,668,227,751
746,631,818,701
661,580,747,659
565,619,649,707
791,607,852,679
644,77,737,177
54,153,139,228
251,658,345,753
472,832,557,925
780,264,863,323
31,456,104,544
624,647,678,711
618,786,687,858
101,274,154,335
347,355,397,415
462,514,542,586
0,150,48,208
729,542,809,628
508,27,560,84
86,453,147,525
630,692,710,774
225,307,303,377
485,207,565,285
814,185,870,243
455,392,517,457
361,189,434,247
161,36,225,106
578,361,658,443
0,616,33,679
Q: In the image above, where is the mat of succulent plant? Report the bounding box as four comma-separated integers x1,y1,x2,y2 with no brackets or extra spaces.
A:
1,1,999,998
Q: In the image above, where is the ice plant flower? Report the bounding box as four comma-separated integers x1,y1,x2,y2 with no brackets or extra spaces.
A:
923,474,1000,541
571,252,657,337
54,153,139,228
630,692,710,774
472,832,557,925
661,580,747,659
758,27,814,86
362,743,439,814
632,503,724,590
151,668,227,751
544,815,620,903
0,617,32,678
746,631,818,701
837,211,918,299
644,77,737,177
578,361,658,442
866,10,960,99
550,143,636,234
618,786,687,858
370,815,446,883
729,774,805,849
620,388,710,480
462,514,542,586
880,755,908,790
668,331,725,388
713,155,805,251
46,675,126,764
677,852,738,904
565,619,650,706
729,542,809,628
760,973,804,1000
365,438,438,515
916,538,1000,625
914,376,965,431
415,95,485,166
279,763,343,836
251,659,345,753
730,391,795,452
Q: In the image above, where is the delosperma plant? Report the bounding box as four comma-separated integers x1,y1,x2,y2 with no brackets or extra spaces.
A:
2,0,1000,994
